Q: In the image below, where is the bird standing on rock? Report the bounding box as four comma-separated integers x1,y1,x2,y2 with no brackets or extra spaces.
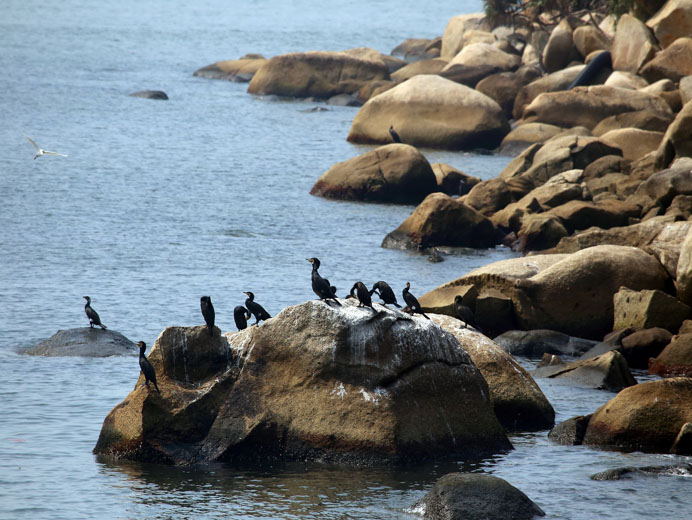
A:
307,257,341,306
138,341,160,393
402,282,430,319
244,291,271,325
389,125,401,143
454,294,477,330
200,296,215,336
83,296,107,329
350,281,374,310
369,281,401,308
234,305,251,330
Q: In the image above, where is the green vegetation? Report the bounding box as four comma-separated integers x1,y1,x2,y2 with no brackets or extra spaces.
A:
483,0,650,26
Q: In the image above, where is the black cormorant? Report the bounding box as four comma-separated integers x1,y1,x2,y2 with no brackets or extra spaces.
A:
350,281,374,310
307,257,341,306
138,341,160,393
200,296,215,336
369,281,401,308
83,296,107,329
244,291,271,325
402,282,430,319
234,305,251,331
454,295,477,329
389,125,401,143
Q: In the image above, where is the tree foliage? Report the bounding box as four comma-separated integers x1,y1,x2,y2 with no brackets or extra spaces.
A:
483,0,638,27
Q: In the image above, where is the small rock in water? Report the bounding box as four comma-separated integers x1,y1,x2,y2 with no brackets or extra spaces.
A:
300,106,329,113
24,327,138,357
129,90,169,100
591,463,692,481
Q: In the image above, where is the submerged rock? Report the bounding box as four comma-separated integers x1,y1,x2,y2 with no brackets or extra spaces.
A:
494,329,597,358
591,463,692,480
128,90,168,100
94,300,511,465
412,473,545,520
532,350,637,392
25,328,137,357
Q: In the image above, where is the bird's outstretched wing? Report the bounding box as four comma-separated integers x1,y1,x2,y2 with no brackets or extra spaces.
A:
24,135,40,152
43,150,68,157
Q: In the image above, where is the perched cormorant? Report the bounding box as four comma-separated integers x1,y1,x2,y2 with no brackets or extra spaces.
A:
454,294,477,329
138,341,160,393
83,296,107,329
234,305,251,331
307,257,341,306
244,291,271,325
350,281,374,310
389,125,401,143
402,282,430,319
369,281,401,308
200,296,215,336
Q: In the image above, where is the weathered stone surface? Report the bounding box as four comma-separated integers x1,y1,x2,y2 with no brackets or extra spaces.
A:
390,59,448,82
620,327,673,368
381,193,499,250
499,123,563,154
649,333,692,376
654,102,692,169
680,75,692,104
442,43,520,77
533,350,637,392
614,287,692,332
604,70,649,90
583,154,631,178
543,19,578,73
547,199,641,234
194,55,267,82
413,473,545,520
247,51,389,98
463,178,514,216
347,75,510,150
474,289,517,338
592,110,673,136
611,14,658,73
476,70,536,120
310,144,437,204
582,377,692,453
647,0,692,49
517,213,570,251
548,414,592,445
573,24,612,57
430,163,480,196
128,90,168,100
494,329,597,358
599,128,664,161
391,38,441,60
24,328,137,357
513,65,585,120
671,422,692,454
521,86,672,130
94,301,512,465
677,226,692,305
358,79,395,102
440,13,490,59
432,314,555,431
640,37,692,82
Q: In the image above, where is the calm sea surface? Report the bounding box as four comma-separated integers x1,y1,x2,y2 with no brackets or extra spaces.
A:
0,1,689,518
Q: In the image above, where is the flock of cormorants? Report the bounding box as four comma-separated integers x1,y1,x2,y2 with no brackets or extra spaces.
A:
84,257,476,395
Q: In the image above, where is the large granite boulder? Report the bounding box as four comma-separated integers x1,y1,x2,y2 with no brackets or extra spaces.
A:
391,37,441,61
649,333,692,376
654,103,692,169
573,24,612,57
247,51,389,99
441,43,520,86
521,86,673,130
390,59,448,82
499,123,563,153
532,350,637,392
93,300,512,465
611,14,658,73
24,328,137,357
310,144,437,204
513,65,585,120
543,18,579,73
592,110,673,136
194,54,267,82
632,158,692,211
413,473,545,520
582,377,692,453
620,327,673,368
347,75,510,150
599,128,664,161
420,246,670,339
647,0,692,49
494,329,597,358
476,69,540,119
613,287,692,332
440,13,490,59
431,314,555,431
381,193,499,250
677,226,692,305
546,199,642,234
640,37,692,82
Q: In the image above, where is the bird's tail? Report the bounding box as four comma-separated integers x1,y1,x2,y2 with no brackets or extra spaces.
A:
393,302,401,308
154,381,161,394
100,323,107,330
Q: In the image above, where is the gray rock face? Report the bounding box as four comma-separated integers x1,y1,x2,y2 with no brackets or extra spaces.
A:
494,329,597,358
25,328,137,357
94,300,512,465
532,350,637,392
591,463,692,480
413,473,545,520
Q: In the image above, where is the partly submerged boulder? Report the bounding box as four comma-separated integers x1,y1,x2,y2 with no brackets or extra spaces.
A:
532,350,637,392
310,144,437,204
247,51,389,98
25,327,137,357
413,473,545,520
128,90,168,100
494,329,597,358
431,314,555,431
649,333,692,377
193,55,267,82
347,75,510,150
94,300,511,465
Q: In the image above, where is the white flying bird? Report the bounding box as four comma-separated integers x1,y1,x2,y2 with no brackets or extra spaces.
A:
24,135,68,159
